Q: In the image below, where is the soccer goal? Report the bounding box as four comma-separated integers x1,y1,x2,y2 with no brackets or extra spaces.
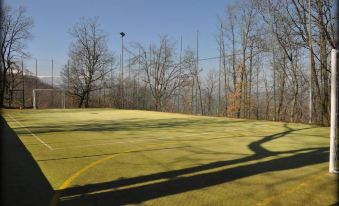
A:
33,89,66,109
330,49,338,173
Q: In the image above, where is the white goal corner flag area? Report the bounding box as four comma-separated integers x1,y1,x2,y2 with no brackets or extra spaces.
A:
329,49,338,174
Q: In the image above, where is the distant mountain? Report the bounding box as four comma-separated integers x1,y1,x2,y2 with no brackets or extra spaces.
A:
37,76,62,88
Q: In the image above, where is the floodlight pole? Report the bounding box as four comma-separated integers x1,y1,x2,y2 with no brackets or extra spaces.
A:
120,32,125,109
22,60,25,108
110,61,113,108
330,49,338,173
35,58,38,89
66,60,70,109
137,48,141,109
177,35,182,112
308,0,313,123
218,23,222,116
196,30,199,114
52,59,54,88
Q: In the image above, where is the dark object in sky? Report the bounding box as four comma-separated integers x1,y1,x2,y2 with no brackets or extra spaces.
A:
120,32,125,37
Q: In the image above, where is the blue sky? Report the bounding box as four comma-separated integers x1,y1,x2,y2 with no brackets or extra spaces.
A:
7,0,234,76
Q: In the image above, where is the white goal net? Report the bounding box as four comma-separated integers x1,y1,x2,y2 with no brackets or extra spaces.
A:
33,89,66,109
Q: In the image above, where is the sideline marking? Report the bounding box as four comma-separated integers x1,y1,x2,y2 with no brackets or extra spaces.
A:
7,114,54,150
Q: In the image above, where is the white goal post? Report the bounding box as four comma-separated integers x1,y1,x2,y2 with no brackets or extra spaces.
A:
33,89,66,109
330,49,338,173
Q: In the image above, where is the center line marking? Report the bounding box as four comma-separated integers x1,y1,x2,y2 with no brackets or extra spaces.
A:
7,114,54,150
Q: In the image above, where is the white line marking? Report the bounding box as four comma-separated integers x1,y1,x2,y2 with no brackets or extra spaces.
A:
182,132,211,137
7,114,54,150
53,138,150,150
53,132,214,150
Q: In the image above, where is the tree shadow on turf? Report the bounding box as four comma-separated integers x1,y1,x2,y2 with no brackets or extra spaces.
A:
16,118,247,135
54,123,338,205
0,116,54,206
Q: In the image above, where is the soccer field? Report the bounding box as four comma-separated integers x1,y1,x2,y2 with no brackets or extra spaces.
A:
2,109,338,205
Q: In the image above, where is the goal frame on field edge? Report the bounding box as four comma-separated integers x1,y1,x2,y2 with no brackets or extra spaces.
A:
32,89,66,109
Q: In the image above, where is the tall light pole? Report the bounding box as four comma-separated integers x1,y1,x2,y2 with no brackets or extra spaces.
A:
308,0,313,124
22,60,25,108
120,32,125,109
177,35,182,112
51,59,54,89
196,30,199,114
35,58,38,89
267,1,276,121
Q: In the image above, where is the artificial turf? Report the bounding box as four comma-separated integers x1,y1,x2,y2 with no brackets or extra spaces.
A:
2,109,338,205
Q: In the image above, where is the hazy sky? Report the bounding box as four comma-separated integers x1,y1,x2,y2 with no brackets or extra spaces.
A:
7,0,234,76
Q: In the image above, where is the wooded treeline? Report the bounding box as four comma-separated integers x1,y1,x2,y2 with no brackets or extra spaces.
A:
1,1,337,126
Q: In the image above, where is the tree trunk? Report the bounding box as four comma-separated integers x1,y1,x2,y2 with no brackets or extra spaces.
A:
317,0,330,125
290,63,299,122
256,63,259,120
248,46,253,119
196,74,204,115
0,66,8,108
78,95,84,108
237,64,244,118
85,91,90,108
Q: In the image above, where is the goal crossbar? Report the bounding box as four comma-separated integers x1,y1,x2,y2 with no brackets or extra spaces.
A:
33,89,66,109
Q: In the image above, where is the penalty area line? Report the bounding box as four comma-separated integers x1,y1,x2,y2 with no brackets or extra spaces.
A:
7,114,54,150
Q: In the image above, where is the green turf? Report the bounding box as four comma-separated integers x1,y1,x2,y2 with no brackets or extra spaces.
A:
2,109,338,205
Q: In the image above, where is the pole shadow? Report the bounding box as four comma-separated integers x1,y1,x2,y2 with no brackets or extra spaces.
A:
54,124,337,205
58,147,329,206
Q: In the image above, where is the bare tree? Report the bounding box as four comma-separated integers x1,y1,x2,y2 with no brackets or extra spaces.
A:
223,3,240,117
135,36,190,111
0,5,33,108
6,62,22,107
205,69,217,115
61,17,114,108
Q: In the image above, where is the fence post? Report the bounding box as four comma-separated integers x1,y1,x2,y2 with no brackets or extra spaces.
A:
33,89,36,109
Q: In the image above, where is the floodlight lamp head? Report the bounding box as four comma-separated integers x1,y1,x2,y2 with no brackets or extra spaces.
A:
120,32,125,37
